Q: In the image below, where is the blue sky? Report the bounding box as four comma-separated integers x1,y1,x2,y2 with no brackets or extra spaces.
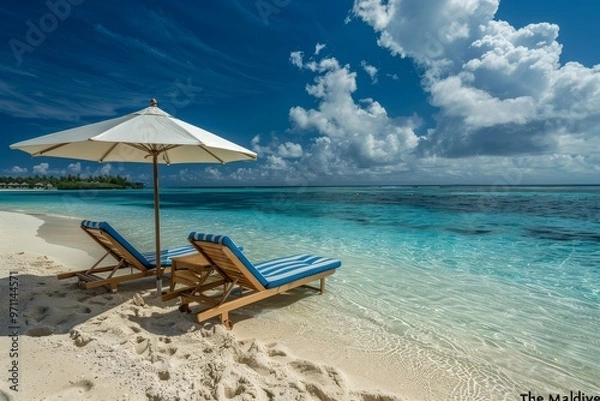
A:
2,0,600,186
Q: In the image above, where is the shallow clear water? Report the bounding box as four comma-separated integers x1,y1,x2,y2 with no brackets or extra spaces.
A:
2,186,599,398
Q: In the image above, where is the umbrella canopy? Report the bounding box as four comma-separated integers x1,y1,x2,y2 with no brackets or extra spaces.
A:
10,99,257,294
10,99,256,164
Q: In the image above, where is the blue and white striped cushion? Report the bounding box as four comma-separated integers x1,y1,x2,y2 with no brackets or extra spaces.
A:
188,232,341,289
141,245,196,266
82,220,103,229
255,254,341,288
189,232,268,286
82,220,151,267
82,220,195,268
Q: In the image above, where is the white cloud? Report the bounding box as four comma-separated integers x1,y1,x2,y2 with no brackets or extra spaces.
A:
33,163,49,175
265,155,289,170
204,167,222,179
353,0,600,166
11,166,28,174
412,153,600,185
251,52,422,181
314,43,326,55
277,142,303,158
253,6,600,184
229,167,257,181
97,164,112,176
67,162,81,174
251,134,276,156
360,60,379,83
289,51,304,68
136,173,151,182
354,0,499,63
429,74,536,127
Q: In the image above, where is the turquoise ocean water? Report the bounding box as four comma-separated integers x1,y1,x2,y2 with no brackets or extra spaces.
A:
1,186,599,399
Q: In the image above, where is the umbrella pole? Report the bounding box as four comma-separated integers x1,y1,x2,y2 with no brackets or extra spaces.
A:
153,154,163,296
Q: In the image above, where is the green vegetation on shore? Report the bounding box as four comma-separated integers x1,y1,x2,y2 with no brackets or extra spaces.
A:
0,175,144,190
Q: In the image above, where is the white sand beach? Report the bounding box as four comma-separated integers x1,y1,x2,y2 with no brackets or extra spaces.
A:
0,211,406,401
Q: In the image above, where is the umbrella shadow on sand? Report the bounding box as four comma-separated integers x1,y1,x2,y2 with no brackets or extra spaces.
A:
129,285,324,336
0,249,328,339
0,271,161,338
0,266,309,338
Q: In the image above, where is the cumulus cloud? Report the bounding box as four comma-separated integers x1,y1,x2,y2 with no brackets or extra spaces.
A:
253,1,600,184
265,155,289,170
314,43,326,55
229,167,257,181
97,164,112,176
253,52,422,181
204,167,222,179
33,163,49,175
360,60,379,83
353,0,600,163
353,0,499,63
67,162,81,174
289,51,304,68
288,56,420,167
277,142,303,158
251,134,275,156
11,166,28,174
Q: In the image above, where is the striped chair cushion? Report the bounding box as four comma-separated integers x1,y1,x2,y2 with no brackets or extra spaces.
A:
82,220,195,268
255,254,341,288
141,245,196,267
188,232,341,289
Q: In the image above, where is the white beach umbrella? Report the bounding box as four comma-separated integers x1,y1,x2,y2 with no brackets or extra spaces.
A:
10,99,257,294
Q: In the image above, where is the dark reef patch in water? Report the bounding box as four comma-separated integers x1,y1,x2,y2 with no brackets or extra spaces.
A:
447,227,493,235
525,227,600,243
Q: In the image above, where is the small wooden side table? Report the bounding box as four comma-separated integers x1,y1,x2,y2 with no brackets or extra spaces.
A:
168,253,212,293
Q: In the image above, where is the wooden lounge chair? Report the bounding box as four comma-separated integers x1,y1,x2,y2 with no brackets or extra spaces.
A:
165,232,342,329
57,220,196,292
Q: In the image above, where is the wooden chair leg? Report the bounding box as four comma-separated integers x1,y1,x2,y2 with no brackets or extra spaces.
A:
221,312,233,329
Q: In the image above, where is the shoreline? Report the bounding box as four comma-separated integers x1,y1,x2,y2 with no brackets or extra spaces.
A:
0,210,407,400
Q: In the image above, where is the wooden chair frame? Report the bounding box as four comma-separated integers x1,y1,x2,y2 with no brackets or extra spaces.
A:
166,239,337,329
57,222,192,292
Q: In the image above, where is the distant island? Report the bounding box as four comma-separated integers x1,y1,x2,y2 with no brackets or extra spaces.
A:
0,175,144,190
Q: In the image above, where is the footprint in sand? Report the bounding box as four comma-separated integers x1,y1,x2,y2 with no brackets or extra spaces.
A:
78,306,92,314
22,295,94,336
46,290,66,298
24,306,49,321
356,393,402,401
236,353,273,377
223,383,246,399
135,337,150,354
76,294,93,302
70,329,94,347
159,336,172,344
265,343,288,360
87,293,117,306
25,326,54,337
39,380,93,401
290,360,327,381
